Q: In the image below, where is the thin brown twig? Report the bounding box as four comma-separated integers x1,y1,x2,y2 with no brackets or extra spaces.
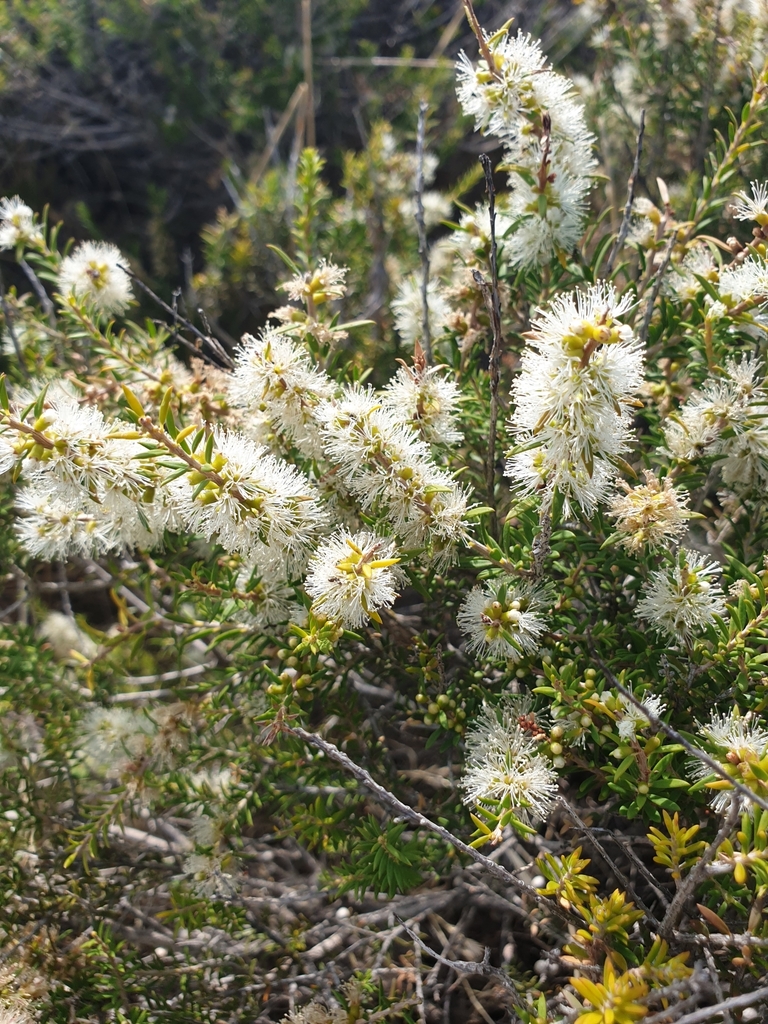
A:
652,983,768,1024
462,0,500,77
659,794,741,938
284,724,574,924
478,154,504,516
118,265,233,368
604,109,646,277
302,0,316,149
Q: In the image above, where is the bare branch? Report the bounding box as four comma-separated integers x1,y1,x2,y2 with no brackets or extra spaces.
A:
605,109,646,277
284,725,574,924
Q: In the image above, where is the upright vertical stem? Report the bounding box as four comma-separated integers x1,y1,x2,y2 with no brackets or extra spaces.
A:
301,0,316,149
415,100,432,365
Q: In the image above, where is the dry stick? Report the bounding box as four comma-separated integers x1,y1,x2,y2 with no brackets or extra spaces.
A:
253,82,309,185
415,100,432,366
604,109,646,278
462,0,500,76
652,983,768,1024
559,798,660,929
284,725,574,925
322,56,451,69
659,795,741,939
430,3,466,59
19,258,57,327
302,0,316,149
118,265,233,368
702,947,732,1024
589,647,768,816
0,266,29,381
398,920,522,1004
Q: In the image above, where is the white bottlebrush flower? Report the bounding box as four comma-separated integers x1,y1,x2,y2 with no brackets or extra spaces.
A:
280,259,348,306
732,180,768,225
608,472,691,554
461,697,558,822
382,360,462,445
506,283,644,515
38,611,97,661
57,241,133,314
316,385,469,563
458,580,547,661
664,355,768,490
230,329,335,457
616,691,667,740
718,255,768,305
304,530,403,629
456,25,595,268
170,427,325,572
79,707,156,776
663,245,718,302
504,161,591,268
15,385,148,501
0,195,43,250
14,483,143,559
392,276,451,347
456,30,549,142
690,709,768,814
636,550,726,642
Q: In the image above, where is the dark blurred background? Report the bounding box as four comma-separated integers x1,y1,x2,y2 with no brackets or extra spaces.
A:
0,0,592,287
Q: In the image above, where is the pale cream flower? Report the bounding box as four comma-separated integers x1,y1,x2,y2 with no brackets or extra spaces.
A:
609,472,691,553
58,241,133,314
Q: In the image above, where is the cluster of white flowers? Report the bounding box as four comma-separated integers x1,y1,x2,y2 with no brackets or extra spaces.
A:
457,579,547,661
636,549,726,643
280,259,348,307
381,357,462,446
691,709,768,815
665,355,768,492
449,199,516,268
230,329,335,457
0,196,43,251
456,27,596,267
461,697,558,822
58,241,134,314
608,471,691,554
3,383,171,557
506,282,644,514
305,529,403,628
316,384,470,563
169,427,326,575
718,256,768,307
